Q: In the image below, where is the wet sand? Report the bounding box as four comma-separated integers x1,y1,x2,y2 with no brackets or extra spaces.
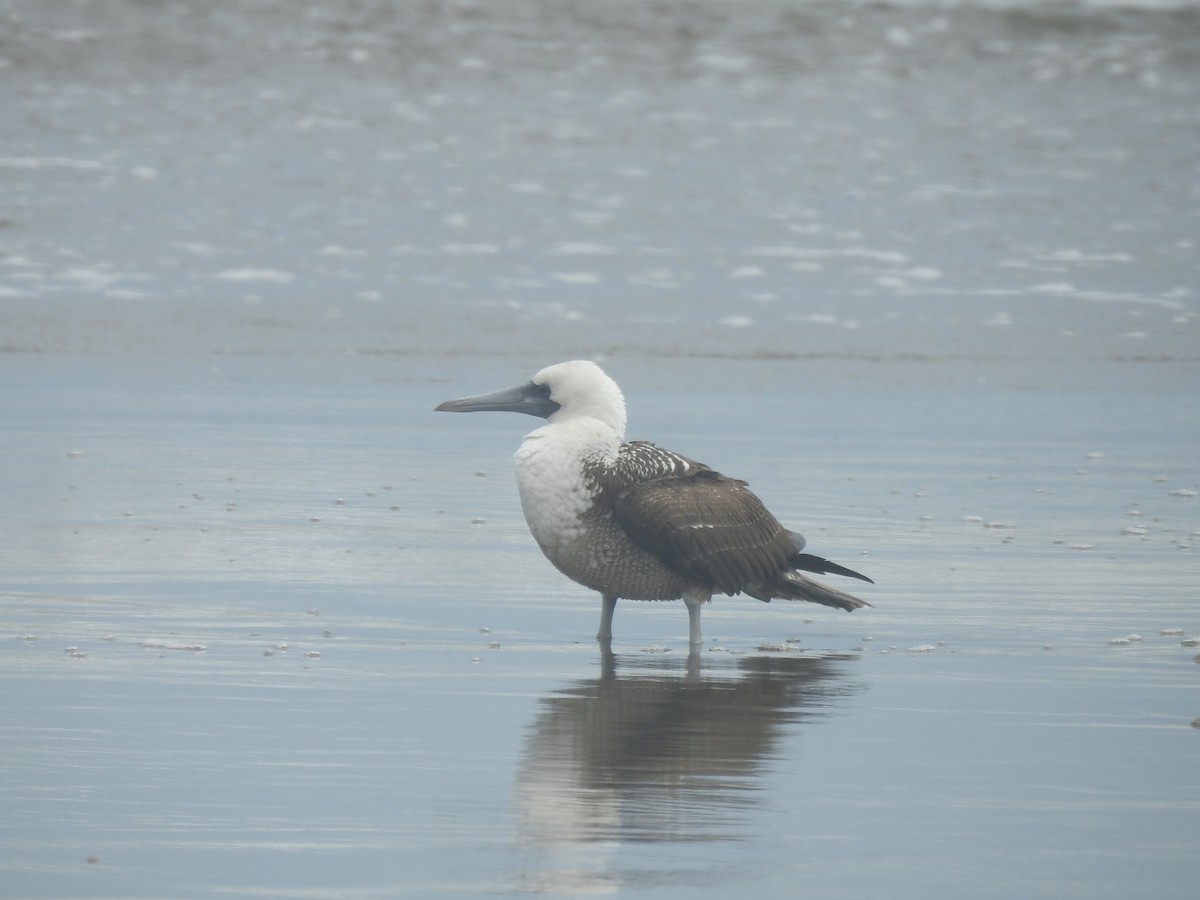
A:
2,0,1198,896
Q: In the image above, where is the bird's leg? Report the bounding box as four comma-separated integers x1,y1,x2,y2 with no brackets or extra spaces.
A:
683,590,708,646
685,645,702,677
597,593,617,642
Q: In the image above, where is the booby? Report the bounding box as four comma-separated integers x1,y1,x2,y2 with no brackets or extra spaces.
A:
436,360,872,645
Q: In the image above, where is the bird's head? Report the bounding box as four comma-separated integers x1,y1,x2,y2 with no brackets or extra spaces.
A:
435,360,626,437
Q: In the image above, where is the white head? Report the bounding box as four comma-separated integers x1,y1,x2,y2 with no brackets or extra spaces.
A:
435,359,627,439
531,360,626,436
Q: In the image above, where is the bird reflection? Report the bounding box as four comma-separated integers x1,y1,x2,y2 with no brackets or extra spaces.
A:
515,647,861,893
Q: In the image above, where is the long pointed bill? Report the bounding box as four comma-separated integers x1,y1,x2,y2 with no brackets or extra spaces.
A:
434,381,560,419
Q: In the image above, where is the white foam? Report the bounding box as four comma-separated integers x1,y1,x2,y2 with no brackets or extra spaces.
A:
215,268,295,284
551,243,616,256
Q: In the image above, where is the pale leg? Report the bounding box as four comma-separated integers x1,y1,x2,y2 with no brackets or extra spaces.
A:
684,594,704,646
597,593,617,642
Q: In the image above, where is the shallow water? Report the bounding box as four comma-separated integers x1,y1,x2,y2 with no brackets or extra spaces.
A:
2,354,1196,898
2,0,1199,897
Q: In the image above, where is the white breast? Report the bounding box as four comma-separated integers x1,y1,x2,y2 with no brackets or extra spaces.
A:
513,419,616,558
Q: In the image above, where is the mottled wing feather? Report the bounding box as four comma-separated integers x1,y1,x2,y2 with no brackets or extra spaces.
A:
607,443,796,595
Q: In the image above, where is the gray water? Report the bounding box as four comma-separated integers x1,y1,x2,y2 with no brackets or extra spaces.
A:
2,1,1198,897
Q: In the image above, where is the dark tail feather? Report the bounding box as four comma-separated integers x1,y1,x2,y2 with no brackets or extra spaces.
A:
792,552,874,584
770,571,873,612
742,550,875,610
739,573,873,619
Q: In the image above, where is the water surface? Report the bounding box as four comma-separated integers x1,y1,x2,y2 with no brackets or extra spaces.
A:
2,0,1198,896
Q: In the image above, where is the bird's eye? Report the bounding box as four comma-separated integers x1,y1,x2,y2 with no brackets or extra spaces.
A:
531,382,552,399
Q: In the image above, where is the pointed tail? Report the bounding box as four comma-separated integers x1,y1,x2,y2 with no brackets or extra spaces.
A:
791,552,873,584
766,570,872,612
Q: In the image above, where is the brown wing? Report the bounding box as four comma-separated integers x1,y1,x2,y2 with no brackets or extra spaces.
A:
611,462,797,596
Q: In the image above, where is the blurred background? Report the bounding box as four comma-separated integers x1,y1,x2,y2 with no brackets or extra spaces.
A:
2,0,1196,378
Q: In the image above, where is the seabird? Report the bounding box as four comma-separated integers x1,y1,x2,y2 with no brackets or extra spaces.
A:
436,360,872,645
